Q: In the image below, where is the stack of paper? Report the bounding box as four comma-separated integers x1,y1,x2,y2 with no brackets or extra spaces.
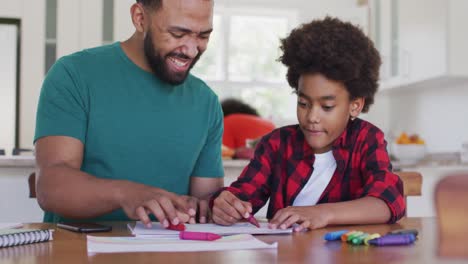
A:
87,222,292,253
0,223,23,229
87,234,277,253
129,222,293,236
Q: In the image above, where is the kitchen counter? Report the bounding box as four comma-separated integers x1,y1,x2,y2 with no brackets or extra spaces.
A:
0,155,35,168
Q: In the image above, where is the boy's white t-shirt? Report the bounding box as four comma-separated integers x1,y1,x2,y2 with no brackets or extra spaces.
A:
292,150,336,206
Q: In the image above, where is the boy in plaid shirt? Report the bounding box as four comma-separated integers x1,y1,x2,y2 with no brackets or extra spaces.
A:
211,17,405,231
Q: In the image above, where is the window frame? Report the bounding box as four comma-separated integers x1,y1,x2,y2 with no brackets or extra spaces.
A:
198,6,298,90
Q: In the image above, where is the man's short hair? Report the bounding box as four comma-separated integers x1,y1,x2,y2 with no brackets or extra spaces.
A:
136,0,162,11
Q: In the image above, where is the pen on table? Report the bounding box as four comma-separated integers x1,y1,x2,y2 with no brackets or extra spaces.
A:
247,214,260,228
387,229,419,237
179,231,222,241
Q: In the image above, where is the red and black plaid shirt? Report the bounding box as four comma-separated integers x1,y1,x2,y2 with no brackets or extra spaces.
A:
215,118,405,223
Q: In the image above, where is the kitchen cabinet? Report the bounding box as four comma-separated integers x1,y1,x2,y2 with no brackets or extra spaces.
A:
372,0,468,91
56,0,104,58
0,157,43,222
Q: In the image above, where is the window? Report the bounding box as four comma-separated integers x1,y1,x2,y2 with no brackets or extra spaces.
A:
191,7,298,123
102,0,114,44
0,18,20,153
45,0,57,74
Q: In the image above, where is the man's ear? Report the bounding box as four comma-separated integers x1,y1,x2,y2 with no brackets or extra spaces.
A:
130,3,146,33
350,97,365,119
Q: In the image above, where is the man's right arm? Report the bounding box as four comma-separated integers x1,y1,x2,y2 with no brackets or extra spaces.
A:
35,135,191,226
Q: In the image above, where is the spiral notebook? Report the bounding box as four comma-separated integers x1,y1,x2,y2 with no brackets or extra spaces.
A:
0,229,53,248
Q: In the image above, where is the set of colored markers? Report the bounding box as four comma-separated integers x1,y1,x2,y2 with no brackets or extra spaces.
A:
324,229,418,246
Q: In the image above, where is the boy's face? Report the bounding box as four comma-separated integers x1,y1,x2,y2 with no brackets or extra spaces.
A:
296,73,363,154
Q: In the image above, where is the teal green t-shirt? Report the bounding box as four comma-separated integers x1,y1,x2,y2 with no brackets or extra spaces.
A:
34,42,224,222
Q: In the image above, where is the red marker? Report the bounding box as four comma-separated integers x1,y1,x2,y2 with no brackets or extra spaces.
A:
167,222,186,231
247,214,260,228
179,231,222,241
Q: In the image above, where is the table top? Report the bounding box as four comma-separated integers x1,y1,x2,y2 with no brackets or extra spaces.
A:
0,217,466,264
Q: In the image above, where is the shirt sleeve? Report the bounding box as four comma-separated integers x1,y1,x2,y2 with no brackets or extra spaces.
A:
360,128,406,223
191,95,224,178
34,58,89,144
211,134,273,214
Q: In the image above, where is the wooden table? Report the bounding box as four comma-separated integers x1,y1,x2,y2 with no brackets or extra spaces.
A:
0,217,465,264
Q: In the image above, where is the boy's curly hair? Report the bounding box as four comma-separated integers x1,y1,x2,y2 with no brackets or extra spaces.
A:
279,17,381,113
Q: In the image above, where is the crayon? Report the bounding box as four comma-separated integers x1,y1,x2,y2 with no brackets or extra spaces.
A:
346,231,364,242
341,231,358,242
324,230,349,241
368,234,416,246
167,222,186,231
351,233,369,245
387,229,418,237
179,231,222,241
247,214,260,228
364,233,381,245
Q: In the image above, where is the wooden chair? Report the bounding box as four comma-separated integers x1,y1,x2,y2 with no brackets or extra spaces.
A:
28,172,36,198
435,174,468,258
395,171,423,197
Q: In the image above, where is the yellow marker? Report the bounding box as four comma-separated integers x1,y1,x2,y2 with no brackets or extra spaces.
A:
364,233,381,245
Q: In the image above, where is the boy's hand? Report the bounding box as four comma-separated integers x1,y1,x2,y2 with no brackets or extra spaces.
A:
268,205,332,232
212,191,252,226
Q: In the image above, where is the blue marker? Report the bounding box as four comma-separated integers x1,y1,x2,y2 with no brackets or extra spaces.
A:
324,230,349,241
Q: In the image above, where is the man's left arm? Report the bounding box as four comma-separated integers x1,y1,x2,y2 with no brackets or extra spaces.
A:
189,176,224,223
188,94,225,223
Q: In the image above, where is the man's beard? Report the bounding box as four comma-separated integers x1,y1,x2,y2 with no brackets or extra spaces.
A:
143,30,202,85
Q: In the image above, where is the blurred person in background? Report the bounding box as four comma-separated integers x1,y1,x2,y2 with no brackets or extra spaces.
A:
221,98,275,159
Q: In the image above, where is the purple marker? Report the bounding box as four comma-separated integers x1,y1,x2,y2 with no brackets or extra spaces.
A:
368,234,416,246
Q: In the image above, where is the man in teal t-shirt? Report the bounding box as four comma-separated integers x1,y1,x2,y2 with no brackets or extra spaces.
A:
34,0,224,226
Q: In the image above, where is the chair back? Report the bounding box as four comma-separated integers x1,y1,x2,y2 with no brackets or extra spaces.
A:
395,171,422,197
28,172,36,198
435,174,468,258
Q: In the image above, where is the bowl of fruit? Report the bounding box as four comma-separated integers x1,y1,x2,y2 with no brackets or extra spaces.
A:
392,133,426,165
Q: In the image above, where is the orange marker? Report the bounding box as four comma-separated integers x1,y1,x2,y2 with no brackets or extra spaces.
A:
341,231,358,242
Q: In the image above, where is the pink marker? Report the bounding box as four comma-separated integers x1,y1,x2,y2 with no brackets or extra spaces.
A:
179,231,222,241
247,214,260,228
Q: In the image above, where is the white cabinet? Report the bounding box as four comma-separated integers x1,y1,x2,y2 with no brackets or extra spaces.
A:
56,0,104,58
372,0,468,91
447,0,468,76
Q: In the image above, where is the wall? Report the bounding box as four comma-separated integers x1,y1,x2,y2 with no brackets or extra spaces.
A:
0,23,17,153
388,83,468,153
0,0,45,151
7,0,364,150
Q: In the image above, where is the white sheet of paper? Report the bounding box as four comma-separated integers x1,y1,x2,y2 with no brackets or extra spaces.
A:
0,223,23,229
129,222,292,236
87,234,277,253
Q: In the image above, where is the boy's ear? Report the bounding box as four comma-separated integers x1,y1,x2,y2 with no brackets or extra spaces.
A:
350,97,365,118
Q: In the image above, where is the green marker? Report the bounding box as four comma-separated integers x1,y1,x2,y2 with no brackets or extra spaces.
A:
351,233,369,245
346,231,364,242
